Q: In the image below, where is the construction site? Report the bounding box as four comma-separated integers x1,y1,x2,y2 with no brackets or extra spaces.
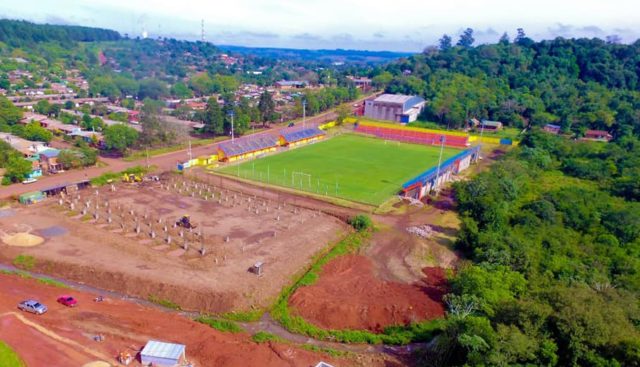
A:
0,173,347,313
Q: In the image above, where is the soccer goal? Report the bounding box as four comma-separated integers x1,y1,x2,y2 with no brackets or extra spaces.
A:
291,171,312,189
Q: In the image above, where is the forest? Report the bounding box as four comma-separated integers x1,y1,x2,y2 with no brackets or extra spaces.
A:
373,30,640,138
0,19,120,47
435,130,640,366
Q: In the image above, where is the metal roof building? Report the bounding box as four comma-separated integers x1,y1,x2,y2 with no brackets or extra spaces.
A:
364,94,426,123
140,340,186,366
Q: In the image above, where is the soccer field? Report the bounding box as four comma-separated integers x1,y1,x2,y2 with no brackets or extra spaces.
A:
218,134,461,205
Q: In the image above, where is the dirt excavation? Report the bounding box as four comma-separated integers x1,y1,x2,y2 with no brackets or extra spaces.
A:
0,176,347,313
0,273,367,367
289,255,448,332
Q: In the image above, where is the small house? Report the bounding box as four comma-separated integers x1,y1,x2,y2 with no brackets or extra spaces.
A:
479,120,503,131
140,340,187,367
39,148,62,173
19,191,45,205
543,124,561,134
584,129,613,142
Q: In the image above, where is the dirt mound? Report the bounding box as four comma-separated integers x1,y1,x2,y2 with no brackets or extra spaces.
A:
82,362,111,367
1,232,45,247
289,255,448,332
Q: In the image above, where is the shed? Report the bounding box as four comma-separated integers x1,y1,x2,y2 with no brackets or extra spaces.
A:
19,191,45,205
251,261,264,276
140,340,186,366
315,362,335,367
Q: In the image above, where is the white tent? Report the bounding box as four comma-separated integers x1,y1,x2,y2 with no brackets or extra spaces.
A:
140,340,186,366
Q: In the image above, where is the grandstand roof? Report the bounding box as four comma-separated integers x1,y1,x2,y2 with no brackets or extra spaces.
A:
218,135,278,157
280,126,325,143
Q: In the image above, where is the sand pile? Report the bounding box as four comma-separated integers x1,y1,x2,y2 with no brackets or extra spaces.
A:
1,232,45,247
82,362,112,367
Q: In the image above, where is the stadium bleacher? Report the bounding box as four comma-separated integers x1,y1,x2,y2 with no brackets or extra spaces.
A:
280,126,325,144
355,124,470,148
218,135,279,160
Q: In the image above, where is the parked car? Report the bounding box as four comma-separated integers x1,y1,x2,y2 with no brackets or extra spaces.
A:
288,122,295,127
22,178,37,184
57,295,78,307
18,300,47,314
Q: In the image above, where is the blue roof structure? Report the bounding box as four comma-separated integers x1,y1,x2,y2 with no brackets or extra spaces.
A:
218,135,279,158
280,126,325,143
403,145,481,189
39,148,60,158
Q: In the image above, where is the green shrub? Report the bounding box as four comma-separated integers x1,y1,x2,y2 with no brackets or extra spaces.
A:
348,214,373,232
221,309,264,322
195,316,244,333
148,294,181,310
37,277,69,288
252,331,283,343
12,255,35,270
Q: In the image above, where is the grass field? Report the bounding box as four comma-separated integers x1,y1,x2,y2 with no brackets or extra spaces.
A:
218,134,461,205
0,341,25,367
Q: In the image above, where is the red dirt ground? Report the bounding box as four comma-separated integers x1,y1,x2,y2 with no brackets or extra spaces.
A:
0,273,350,367
289,255,448,332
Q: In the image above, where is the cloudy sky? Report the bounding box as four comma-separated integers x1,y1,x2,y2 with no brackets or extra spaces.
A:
1,0,639,51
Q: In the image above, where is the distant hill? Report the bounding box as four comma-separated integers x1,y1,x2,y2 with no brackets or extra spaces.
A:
0,19,121,47
220,45,412,64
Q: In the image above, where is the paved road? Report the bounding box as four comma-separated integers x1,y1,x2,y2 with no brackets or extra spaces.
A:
0,96,373,200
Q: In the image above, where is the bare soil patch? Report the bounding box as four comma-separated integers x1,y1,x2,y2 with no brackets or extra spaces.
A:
0,177,347,313
289,255,448,332
0,273,352,367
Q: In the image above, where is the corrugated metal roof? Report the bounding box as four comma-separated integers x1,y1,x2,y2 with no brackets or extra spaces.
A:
374,94,415,104
280,126,325,143
141,340,185,360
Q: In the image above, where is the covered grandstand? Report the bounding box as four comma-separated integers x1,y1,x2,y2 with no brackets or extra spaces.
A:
217,135,279,162
355,121,470,148
279,126,326,147
401,145,481,200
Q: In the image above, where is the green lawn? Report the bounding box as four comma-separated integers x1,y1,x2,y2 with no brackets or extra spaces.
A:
0,341,25,367
218,134,461,205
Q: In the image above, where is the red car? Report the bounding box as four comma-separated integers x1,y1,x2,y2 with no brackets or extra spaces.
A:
57,295,78,307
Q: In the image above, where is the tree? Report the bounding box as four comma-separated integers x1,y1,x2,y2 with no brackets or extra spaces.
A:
457,28,475,48
335,103,351,125
34,100,51,115
21,122,52,142
439,34,453,51
103,124,139,154
258,91,275,125
171,82,192,99
203,97,224,135
138,79,168,100
0,96,23,127
372,71,393,89
499,32,510,45
3,155,31,183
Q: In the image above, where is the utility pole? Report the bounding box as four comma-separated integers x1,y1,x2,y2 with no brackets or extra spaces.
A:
302,100,306,128
229,110,235,142
434,135,446,194
146,147,150,168
478,119,485,159
201,19,205,42
188,140,192,161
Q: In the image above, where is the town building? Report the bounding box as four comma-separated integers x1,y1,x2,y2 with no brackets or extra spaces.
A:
363,94,426,123
543,124,561,134
583,129,613,142
275,80,307,90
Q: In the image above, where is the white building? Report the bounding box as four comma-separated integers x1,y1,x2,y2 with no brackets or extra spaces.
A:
364,94,426,123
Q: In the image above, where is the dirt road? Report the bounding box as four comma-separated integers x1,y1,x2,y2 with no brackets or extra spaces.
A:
0,272,405,367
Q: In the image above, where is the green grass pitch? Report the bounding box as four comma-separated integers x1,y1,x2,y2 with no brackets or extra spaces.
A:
218,134,461,205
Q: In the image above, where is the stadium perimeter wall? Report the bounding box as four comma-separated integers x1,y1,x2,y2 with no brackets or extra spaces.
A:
401,145,481,200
